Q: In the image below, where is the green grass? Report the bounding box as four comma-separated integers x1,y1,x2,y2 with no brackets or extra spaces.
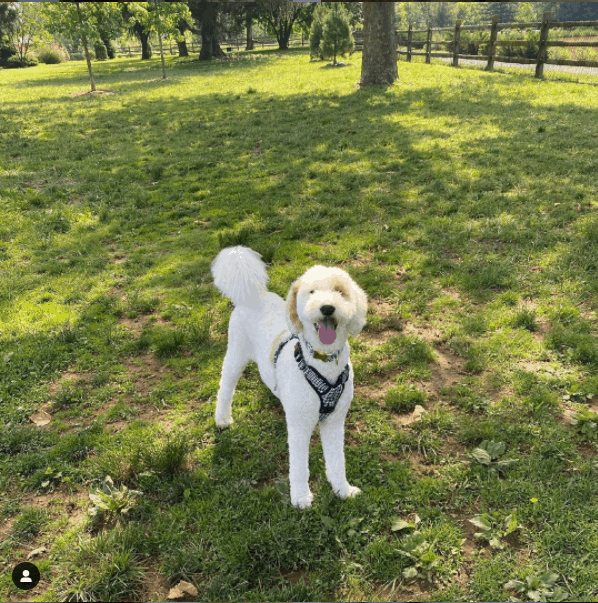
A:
1,47,598,602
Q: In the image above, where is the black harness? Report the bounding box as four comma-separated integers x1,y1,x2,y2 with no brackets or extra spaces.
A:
274,334,350,423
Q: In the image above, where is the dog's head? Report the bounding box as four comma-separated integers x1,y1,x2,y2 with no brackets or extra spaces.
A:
286,265,367,352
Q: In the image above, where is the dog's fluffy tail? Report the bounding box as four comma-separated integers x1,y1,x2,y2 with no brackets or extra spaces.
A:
211,246,269,308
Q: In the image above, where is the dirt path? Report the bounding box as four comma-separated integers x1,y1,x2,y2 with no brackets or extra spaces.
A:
438,56,598,77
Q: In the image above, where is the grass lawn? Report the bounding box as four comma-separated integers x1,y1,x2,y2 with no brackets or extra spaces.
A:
1,46,598,602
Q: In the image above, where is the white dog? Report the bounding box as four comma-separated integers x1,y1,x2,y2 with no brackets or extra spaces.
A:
211,246,367,508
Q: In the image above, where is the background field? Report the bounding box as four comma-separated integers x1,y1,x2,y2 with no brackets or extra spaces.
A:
1,47,598,602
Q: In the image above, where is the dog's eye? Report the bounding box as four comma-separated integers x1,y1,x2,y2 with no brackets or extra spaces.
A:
309,290,314,294
333,284,349,298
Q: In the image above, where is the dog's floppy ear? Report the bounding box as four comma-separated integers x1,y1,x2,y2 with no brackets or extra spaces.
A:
286,279,303,334
347,280,368,337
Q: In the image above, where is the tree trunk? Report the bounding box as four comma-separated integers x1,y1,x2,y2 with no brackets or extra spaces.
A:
198,1,226,60
177,21,189,57
75,2,96,92
140,31,152,60
246,12,254,51
359,2,398,86
177,40,189,57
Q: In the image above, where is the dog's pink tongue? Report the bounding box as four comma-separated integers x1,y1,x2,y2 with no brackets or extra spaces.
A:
318,322,337,345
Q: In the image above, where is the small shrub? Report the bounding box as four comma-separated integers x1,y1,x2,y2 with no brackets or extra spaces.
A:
37,48,62,64
5,55,38,68
309,4,327,60
94,41,108,60
320,3,354,65
0,45,16,66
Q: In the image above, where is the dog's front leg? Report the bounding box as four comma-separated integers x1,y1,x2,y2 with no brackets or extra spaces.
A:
286,421,315,508
320,416,361,500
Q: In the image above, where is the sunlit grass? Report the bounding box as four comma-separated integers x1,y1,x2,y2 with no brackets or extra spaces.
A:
1,48,597,602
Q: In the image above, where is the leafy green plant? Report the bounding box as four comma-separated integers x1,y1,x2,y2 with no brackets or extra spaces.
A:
471,440,518,473
40,467,68,492
569,407,598,438
396,531,440,582
391,514,421,533
88,475,142,528
469,511,521,549
562,382,593,403
505,571,568,602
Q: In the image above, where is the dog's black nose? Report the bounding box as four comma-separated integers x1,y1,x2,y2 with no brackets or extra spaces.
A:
320,305,335,316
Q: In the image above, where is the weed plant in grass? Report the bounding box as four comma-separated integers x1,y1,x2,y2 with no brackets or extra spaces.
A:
0,49,597,602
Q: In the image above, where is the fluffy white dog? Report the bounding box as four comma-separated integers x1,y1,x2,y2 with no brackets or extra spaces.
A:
211,246,367,508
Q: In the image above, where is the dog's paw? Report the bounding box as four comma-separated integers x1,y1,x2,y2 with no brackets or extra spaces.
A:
291,492,314,509
336,484,361,499
215,415,233,429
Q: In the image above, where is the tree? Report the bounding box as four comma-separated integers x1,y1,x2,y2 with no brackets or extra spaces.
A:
518,2,563,22
125,1,190,77
42,2,115,92
227,1,262,51
309,3,326,60
0,1,17,65
0,2,17,41
188,0,227,60
119,2,153,59
7,2,43,66
479,2,519,22
259,0,304,51
320,3,353,66
558,2,598,21
359,2,397,87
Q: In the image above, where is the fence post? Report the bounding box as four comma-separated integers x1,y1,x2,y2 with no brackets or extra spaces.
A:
407,24,412,62
452,19,461,67
535,12,551,78
425,22,432,64
485,14,499,71
128,46,132,58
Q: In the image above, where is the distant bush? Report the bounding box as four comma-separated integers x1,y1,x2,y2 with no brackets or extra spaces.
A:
36,44,70,63
4,56,38,68
94,41,108,60
0,45,16,67
37,48,62,64
448,30,490,56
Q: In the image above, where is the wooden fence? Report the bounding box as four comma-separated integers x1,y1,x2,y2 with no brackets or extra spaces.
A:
116,34,306,58
394,13,598,78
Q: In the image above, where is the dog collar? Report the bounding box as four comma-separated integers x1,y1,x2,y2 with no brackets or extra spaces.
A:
300,334,344,364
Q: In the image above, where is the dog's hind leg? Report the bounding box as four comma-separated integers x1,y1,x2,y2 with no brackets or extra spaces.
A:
215,316,251,429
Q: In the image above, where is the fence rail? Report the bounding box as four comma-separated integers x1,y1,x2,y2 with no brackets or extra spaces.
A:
392,13,598,78
115,34,306,58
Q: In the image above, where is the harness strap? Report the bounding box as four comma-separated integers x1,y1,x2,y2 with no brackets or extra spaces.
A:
272,334,349,423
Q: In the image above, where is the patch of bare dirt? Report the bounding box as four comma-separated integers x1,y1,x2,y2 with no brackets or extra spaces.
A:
47,371,92,396
122,353,168,398
117,312,170,337
137,564,172,603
